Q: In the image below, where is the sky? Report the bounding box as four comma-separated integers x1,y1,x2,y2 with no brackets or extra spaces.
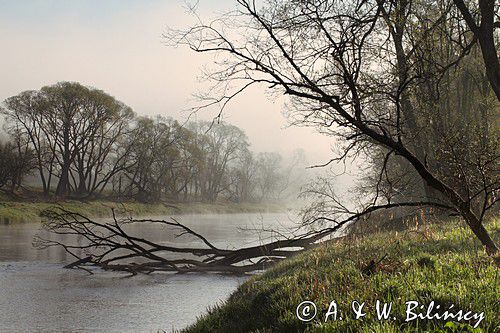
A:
0,0,355,182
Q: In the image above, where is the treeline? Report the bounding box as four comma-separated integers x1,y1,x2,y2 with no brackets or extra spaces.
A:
0,82,304,203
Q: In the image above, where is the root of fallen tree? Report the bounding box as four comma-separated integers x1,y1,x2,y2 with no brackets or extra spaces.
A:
34,208,344,274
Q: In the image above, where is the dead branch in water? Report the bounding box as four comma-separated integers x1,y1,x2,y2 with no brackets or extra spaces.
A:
34,201,452,274
34,208,340,274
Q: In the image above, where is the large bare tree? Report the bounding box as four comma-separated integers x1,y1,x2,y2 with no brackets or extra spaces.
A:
167,0,498,254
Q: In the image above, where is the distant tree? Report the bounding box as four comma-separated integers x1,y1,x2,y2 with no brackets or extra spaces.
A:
227,148,256,203
0,140,35,193
67,87,135,197
1,90,55,196
189,121,250,202
2,82,134,198
279,148,309,200
228,149,305,203
254,152,284,202
119,116,200,202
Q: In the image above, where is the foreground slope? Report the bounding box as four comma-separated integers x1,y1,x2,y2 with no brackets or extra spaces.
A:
186,219,499,332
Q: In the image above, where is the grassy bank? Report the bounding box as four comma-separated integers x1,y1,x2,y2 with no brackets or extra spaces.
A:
0,199,284,224
186,219,499,333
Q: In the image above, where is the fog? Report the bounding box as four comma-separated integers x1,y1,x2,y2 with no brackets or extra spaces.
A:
0,0,358,194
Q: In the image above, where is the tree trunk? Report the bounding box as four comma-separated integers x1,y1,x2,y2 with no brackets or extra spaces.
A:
477,30,500,101
77,169,87,196
56,120,71,198
402,148,498,255
464,212,498,255
56,165,70,197
453,0,500,100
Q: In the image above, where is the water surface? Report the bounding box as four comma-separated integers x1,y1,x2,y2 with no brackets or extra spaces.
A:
0,213,295,332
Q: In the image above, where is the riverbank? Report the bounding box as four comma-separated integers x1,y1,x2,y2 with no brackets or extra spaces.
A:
0,199,285,224
185,218,499,332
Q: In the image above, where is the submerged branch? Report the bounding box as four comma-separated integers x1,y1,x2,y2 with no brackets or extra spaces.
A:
34,201,453,274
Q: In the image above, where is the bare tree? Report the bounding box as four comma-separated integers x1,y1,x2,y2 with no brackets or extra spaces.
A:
13,0,498,277
167,0,498,254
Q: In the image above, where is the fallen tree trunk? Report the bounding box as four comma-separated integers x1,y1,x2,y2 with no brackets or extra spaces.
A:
34,202,454,274
34,208,343,274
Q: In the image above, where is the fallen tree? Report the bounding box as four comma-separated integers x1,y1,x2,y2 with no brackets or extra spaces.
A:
34,201,454,274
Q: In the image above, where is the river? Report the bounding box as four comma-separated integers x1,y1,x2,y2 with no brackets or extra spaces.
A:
0,212,297,332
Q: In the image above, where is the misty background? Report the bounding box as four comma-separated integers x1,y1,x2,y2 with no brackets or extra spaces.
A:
0,0,360,197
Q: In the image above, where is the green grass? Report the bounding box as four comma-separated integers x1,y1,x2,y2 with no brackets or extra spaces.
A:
185,219,499,333
0,200,284,224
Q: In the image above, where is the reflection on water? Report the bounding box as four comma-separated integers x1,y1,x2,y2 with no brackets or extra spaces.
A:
0,213,295,332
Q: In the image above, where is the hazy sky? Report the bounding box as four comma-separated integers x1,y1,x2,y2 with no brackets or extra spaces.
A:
0,0,341,165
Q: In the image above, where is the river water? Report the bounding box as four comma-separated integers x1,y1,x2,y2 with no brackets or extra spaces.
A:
0,212,297,332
